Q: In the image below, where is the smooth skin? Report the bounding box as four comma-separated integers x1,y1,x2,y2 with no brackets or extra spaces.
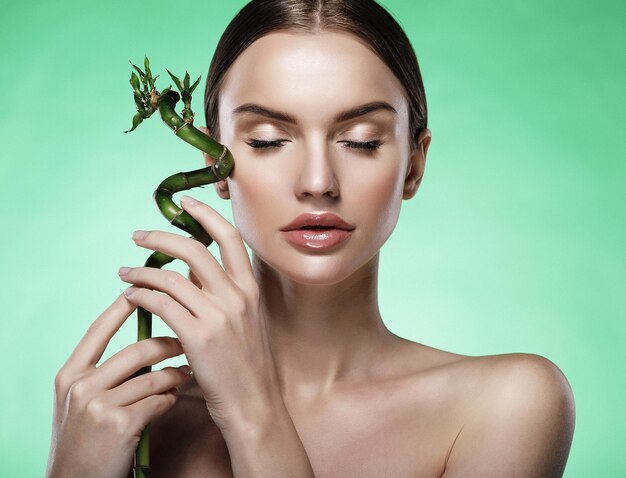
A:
47,31,575,477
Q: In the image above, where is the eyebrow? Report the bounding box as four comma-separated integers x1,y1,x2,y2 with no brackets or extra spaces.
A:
232,101,397,124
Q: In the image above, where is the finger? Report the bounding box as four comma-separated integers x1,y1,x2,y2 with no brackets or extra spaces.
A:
122,287,195,341
118,266,208,317
131,229,234,293
65,293,138,370
105,365,192,406
125,390,179,431
188,268,202,288
180,195,255,288
93,336,184,390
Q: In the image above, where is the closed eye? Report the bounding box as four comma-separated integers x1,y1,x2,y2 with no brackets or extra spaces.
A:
246,139,382,151
339,140,382,151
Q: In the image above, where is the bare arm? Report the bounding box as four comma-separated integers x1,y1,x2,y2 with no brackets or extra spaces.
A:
442,354,576,478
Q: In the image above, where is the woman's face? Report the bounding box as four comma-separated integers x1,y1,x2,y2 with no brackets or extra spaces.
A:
204,31,430,285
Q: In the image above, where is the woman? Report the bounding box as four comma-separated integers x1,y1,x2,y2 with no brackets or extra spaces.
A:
47,1,575,476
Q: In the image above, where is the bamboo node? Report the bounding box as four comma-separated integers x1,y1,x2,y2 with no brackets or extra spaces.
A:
218,147,227,161
169,207,185,224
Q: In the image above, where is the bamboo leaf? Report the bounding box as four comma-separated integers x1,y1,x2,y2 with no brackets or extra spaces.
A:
166,68,185,92
133,92,144,108
123,112,143,133
130,72,141,93
160,85,172,96
143,55,152,78
189,75,201,94
129,60,145,78
183,71,190,89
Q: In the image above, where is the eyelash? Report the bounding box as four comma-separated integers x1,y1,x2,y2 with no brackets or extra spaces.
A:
246,139,382,151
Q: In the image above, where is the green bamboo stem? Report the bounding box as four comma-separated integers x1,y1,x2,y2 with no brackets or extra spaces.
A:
124,56,234,478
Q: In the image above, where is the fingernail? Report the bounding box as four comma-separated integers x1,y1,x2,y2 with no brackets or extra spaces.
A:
133,230,148,241
123,286,138,297
118,267,131,276
178,365,192,375
181,195,198,207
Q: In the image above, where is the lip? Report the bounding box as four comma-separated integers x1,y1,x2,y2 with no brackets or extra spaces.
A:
280,213,355,232
281,229,353,250
280,212,355,251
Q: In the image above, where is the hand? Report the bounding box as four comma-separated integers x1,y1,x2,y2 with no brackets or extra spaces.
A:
118,195,283,436
47,294,193,478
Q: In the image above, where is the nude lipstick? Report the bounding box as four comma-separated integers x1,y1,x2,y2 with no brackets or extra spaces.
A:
280,213,355,250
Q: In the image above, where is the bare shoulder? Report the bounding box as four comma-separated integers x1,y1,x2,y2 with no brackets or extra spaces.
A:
438,351,576,478
460,352,576,423
401,341,574,406
475,352,574,396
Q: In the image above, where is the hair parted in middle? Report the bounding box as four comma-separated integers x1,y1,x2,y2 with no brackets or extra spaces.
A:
203,0,427,152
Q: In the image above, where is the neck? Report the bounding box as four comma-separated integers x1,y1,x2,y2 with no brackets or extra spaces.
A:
252,251,397,402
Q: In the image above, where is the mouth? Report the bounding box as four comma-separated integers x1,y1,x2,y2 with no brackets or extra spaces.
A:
281,227,353,250
280,212,355,232
298,225,338,230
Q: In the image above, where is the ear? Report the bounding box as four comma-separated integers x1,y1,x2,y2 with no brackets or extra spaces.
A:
198,126,230,200
403,128,432,200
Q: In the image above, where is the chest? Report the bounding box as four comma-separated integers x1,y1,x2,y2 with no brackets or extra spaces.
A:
286,391,453,478
153,384,460,478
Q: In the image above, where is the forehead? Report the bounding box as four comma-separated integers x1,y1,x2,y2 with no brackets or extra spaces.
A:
218,31,408,127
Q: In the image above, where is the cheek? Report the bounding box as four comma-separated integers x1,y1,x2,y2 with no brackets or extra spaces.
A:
226,160,283,247
348,162,405,241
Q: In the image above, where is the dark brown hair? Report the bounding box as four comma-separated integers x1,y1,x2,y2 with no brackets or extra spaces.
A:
204,0,427,152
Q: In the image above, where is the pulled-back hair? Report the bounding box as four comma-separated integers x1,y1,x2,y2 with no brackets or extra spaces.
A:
204,0,427,151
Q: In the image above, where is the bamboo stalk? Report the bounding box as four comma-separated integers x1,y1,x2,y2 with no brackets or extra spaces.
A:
124,56,234,477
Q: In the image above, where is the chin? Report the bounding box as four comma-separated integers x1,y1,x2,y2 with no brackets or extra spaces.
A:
252,247,379,286
284,264,356,286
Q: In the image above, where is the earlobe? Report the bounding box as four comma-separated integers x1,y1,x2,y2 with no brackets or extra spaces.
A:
403,128,431,200
214,179,231,200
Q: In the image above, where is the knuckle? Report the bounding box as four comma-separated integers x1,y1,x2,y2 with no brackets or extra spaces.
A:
213,309,230,328
149,337,182,359
231,294,248,317
187,239,209,257
122,345,143,365
197,327,217,345
156,293,175,312
135,339,161,360
165,336,183,350
153,393,177,414
125,337,171,365
85,399,133,436
165,270,185,288
109,409,134,436
140,374,156,391
225,227,242,241
67,380,91,405
160,335,182,349
85,397,107,421
54,369,73,397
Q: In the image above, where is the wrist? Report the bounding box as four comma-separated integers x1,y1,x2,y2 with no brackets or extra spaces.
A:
216,394,315,478
217,388,290,443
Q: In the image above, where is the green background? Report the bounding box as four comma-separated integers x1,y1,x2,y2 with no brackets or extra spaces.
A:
1,0,623,475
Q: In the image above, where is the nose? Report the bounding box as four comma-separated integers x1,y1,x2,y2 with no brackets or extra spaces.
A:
294,142,340,200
